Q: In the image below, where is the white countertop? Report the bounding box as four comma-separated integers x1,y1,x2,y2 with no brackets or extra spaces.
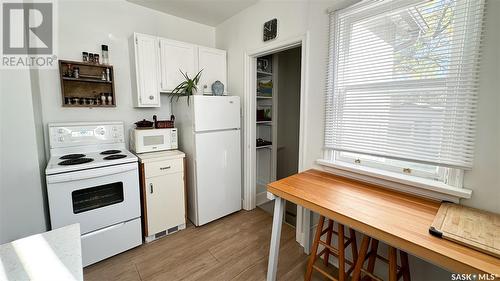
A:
135,149,185,163
0,224,83,281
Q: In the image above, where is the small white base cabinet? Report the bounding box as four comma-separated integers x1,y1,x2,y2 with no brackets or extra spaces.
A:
137,150,186,243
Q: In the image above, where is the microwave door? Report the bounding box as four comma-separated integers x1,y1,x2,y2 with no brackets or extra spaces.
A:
138,131,169,153
144,134,165,148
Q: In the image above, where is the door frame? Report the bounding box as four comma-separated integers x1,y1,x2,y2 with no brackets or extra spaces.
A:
242,33,310,249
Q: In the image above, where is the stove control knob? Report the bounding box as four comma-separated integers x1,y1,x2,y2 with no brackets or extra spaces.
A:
113,133,118,138
58,137,64,142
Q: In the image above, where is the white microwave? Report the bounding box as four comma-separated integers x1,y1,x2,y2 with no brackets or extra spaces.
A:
130,128,178,153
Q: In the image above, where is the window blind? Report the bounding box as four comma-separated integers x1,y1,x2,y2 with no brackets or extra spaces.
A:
324,0,486,169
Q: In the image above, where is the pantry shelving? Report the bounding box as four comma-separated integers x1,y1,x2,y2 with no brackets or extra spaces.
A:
255,55,278,206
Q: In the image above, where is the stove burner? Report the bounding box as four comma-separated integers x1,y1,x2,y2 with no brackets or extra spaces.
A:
103,154,127,160
58,158,94,166
100,150,122,155
59,154,86,160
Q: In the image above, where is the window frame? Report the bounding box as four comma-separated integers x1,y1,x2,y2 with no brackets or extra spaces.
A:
321,0,476,190
325,150,464,188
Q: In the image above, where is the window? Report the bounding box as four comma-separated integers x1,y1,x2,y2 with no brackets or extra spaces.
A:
323,0,486,187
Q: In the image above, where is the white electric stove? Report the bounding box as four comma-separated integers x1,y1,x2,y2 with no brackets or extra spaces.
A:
45,121,142,267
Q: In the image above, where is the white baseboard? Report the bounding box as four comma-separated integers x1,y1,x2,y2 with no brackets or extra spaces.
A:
256,191,271,206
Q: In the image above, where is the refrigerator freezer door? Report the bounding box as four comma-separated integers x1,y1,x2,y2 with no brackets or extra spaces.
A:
194,129,241,225
193,96,240,132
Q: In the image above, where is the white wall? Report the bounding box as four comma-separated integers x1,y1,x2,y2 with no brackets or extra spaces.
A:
0,0,216,243
216,0,500,279
461,0,500,213
0,70,47,244
217,0,353,173
37,0,216,154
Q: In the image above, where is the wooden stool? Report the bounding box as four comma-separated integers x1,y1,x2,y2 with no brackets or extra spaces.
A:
351,234,411,281
305,216,358,281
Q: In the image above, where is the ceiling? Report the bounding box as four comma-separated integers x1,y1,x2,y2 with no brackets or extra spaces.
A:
127,0,258,26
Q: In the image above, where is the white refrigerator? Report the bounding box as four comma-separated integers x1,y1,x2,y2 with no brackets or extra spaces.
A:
173,96,241,226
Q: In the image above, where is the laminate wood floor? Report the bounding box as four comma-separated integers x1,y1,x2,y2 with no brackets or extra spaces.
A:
84,208,326,281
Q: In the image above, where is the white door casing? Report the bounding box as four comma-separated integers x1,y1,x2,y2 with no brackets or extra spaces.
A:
242,33,310,251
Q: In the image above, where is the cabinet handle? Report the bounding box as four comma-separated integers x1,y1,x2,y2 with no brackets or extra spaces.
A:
149,95,154,100
150,183,154,194
160,166,171,170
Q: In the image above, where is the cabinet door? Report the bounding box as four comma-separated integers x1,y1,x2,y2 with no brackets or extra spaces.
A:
134,33,160,107
198,47,227,94
145,173,185,235
159,39,197,92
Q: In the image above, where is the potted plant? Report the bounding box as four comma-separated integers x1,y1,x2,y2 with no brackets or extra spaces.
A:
167,69,203,105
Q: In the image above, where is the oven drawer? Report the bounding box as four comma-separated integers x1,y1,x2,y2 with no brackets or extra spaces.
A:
144,158,183,178
81,218,142,267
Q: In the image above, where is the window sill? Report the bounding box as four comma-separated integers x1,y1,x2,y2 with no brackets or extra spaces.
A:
316,159,472,203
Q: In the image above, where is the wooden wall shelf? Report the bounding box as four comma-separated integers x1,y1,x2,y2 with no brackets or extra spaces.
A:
58,60,116,108
62,77,113,84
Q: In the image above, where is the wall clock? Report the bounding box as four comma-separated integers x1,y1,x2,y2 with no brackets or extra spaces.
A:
263,18,278,42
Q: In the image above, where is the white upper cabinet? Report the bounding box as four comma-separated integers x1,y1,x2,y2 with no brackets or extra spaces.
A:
133,33,160,107
159,39,198,93
132,33,227,107
198,47,227,95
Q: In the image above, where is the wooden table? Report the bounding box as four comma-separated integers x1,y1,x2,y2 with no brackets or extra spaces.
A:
265,170,500,281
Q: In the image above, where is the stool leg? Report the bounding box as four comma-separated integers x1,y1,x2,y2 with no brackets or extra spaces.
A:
338,224,346,281
388,246,397,281
366,238,379,278
349,228,358,266
400,251,411,281
351,235,371,281
305,216,325,281
323,219,334,266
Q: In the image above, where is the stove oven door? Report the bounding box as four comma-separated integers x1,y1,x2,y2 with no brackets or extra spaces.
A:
46,162,140,234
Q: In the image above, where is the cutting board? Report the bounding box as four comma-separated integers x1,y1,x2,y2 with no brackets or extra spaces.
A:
429,202,500,258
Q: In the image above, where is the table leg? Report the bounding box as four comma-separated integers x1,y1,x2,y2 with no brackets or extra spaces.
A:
267,197,285,281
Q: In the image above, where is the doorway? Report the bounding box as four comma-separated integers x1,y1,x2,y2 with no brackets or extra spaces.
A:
255,47,301,229
242,34,309,250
